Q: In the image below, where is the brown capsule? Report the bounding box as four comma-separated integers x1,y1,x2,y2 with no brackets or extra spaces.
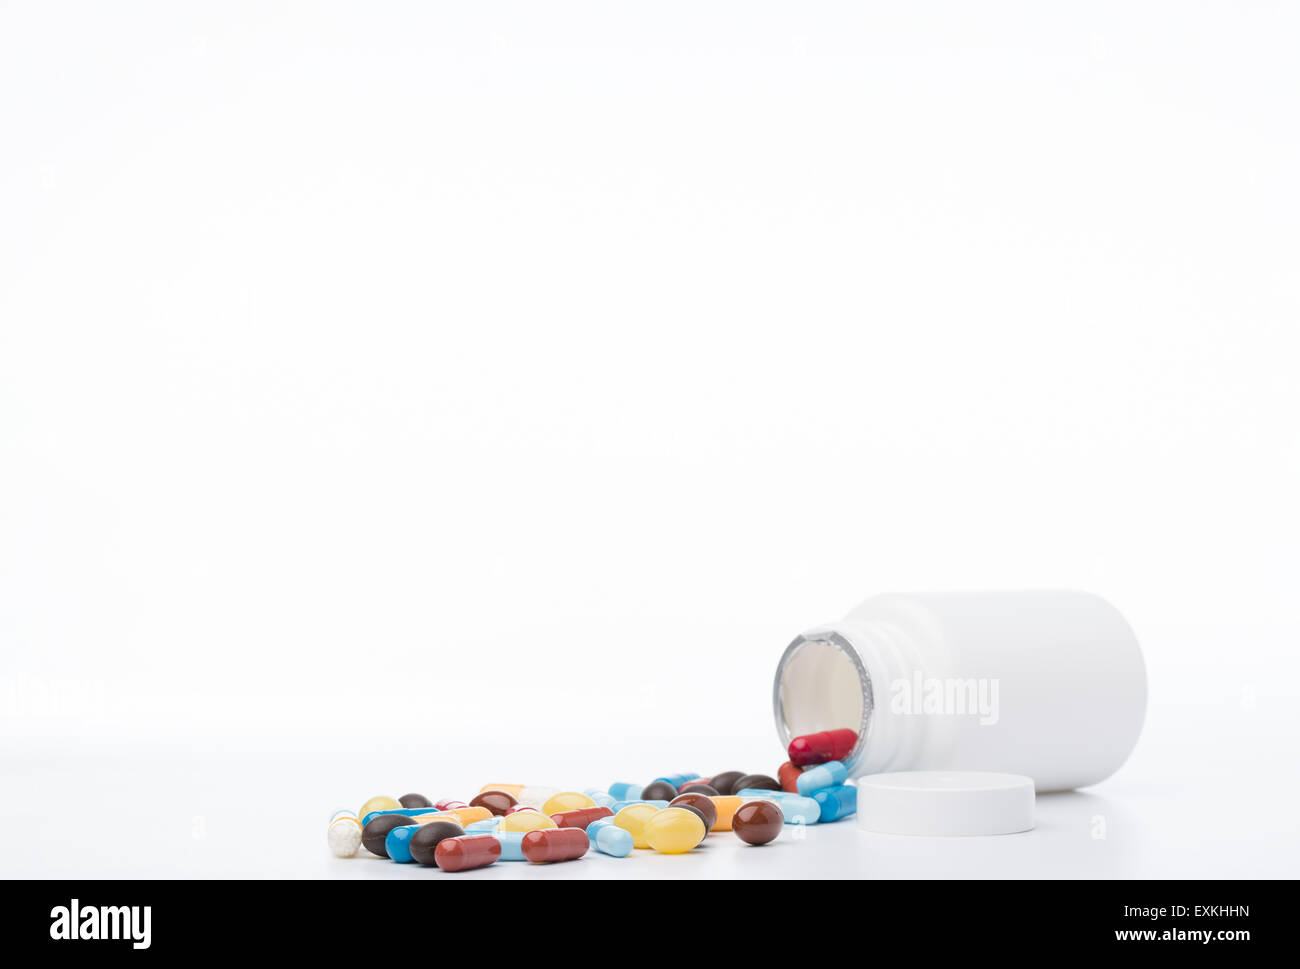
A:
732,773,781,793
408,820,465,867
733,800,783,846
469,789,518,816
399,793,433,809
361,814,416,857
641,780,679,801
669,792,718,833
708,771,747,795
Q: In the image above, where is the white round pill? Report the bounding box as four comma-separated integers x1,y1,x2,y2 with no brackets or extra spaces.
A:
516,786,561,809
327,817,362,857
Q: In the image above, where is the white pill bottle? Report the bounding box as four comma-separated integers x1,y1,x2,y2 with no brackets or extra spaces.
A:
773,590,1146,791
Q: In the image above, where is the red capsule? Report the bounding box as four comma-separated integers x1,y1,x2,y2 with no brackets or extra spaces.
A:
777,761,803,793
787,729,857,767
434,798,469,811
434,834,501,872
521,827,589,863
550,806,614,829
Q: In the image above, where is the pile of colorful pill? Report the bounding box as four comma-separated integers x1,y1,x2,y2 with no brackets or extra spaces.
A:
327,729,860,871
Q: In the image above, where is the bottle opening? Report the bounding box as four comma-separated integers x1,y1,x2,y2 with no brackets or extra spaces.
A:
772,632,873,770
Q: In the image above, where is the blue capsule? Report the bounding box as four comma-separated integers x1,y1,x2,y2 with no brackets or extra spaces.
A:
384,824,421,863
651,772,699,789
584,788,617,807
797,760,848,796
608,782,644,801
776,795,821,825
609,799,669,812
734,788,802,800
733,791,819,824
494,830,527,861
586,817,634,857
464,817,501,834
813,784,857,822
362,807,434,826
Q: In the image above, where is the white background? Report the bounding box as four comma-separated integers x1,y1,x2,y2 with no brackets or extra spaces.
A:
2,1,1297,878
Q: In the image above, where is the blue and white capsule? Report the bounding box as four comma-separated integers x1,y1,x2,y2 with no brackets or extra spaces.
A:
733,790,820,824
812,784,857,822
651,772,699,790
584,788,617,808
494,830,527,861
586,817,634,857
464,817,501,834
734,788,805,800
797,760,849,796
608,782,644,801
362,807,432,826
609,799,670,812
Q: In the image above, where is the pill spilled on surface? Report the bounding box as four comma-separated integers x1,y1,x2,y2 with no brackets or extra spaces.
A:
336,761,858,872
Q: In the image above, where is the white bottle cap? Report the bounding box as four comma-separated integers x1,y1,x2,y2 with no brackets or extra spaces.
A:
856,771,1035,836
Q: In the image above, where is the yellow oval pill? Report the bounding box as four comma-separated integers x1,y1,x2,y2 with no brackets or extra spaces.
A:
613,803,660,849
359,795,402,818
644,807,707,854
499,810,558,833
541,791,596,815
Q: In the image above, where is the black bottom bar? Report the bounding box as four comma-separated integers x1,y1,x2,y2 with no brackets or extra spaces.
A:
1,878,1272,955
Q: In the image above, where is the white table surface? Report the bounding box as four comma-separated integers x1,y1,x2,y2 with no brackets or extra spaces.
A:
7,703,1294,880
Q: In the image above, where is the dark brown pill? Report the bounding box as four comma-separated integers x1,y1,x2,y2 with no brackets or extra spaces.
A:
733,773,781,792
409,820,465,867
399,793,432,809
469,790,518,816
678,783,720,797
641,780,679,801
361,814,416,857
669,792,719,833
733,800,783,846
708,771,747,795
